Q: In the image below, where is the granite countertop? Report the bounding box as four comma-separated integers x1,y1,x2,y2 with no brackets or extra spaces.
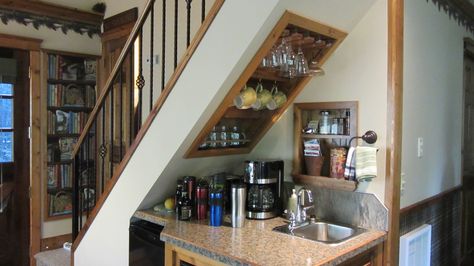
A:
134,209,386,266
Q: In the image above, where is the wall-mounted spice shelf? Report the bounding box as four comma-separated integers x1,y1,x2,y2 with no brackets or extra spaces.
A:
292,101,358,191
184,11,347,158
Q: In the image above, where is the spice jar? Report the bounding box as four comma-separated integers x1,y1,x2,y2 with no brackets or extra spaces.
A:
319,111,330,134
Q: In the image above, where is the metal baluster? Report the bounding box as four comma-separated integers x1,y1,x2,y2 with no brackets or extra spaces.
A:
72,155,80,239
119,66,123,160
110,78,115,177
186,0,192,47
161,0,167,91
201,0,205,23
174,0,178,69
100,106,106,194
129,52,134,143
136,30,145,130
149,3,154,112
86,130,90,217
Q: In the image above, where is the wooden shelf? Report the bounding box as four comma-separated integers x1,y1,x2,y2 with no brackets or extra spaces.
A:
47,106,94,112
292,174,357,191
301,134,351,139
47,133,80,139
184,11,347,158
47,79,96,86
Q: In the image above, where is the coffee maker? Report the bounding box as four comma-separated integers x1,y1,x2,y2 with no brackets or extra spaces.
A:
244,160,283,219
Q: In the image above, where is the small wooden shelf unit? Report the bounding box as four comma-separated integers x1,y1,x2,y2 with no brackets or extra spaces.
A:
292,101,358,191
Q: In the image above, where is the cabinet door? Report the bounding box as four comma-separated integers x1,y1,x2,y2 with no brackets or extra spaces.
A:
165,244,224,266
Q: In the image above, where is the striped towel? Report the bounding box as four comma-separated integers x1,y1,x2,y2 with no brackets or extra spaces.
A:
344,147,356,181
355,146,377,182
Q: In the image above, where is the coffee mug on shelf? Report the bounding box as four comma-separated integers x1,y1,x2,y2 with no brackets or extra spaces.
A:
266,84,287,110
251,82,272,111
233,85,257,109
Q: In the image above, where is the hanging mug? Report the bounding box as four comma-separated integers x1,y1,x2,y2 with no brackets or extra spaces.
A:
233,85,257,109
266,84,287,110
251,82,272,111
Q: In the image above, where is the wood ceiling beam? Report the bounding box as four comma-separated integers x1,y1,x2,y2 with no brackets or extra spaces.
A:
0,0,103,26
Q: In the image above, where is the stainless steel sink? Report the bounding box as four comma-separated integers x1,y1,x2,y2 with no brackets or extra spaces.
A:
273,219,365,244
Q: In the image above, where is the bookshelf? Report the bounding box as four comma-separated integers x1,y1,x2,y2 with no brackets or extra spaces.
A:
43,50,99,220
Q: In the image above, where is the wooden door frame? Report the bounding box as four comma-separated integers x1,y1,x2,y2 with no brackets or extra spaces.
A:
384,0,403,265
0,33,42,266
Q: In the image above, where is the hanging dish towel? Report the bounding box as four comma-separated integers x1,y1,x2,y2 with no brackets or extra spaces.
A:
344,147,356,181
355,146,377,182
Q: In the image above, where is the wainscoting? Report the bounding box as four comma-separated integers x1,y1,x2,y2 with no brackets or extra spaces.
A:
400,187,462,266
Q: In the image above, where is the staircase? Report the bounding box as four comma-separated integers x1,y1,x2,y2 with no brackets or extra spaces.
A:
70,0,288,264
70,0,224,252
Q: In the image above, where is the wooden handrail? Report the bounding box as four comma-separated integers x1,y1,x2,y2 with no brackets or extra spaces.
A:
71,0,225,252
71,0,155,157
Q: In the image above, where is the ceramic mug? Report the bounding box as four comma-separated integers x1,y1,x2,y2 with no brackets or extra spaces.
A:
233,85,257,109
251,83,272,111
266,85,287,110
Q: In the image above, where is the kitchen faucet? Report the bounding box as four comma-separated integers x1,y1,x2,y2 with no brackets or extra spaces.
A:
287,187,314,230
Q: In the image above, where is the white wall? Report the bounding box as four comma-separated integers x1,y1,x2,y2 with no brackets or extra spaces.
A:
251,0,388,200
140,0,379,208
400,1,474,207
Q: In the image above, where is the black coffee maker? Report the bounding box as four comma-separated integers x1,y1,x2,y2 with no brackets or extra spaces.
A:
244,160,283,219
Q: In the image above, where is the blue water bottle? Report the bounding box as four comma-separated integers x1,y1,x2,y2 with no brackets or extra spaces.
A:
210,190,223,226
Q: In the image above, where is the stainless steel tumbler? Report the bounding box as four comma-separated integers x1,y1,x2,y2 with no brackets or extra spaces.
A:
231,183,246,228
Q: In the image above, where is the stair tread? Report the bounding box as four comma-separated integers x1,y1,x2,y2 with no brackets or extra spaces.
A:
34,248,70,266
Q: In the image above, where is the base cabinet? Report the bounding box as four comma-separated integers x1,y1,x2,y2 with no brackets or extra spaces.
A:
165,244,224,266
338,243,384,266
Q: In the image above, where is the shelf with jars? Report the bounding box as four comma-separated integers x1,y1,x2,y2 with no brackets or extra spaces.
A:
292,101,359,191
184,11,347,158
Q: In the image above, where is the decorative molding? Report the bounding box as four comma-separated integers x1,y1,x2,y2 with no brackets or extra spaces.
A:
0,8,100,37
427,0,474,34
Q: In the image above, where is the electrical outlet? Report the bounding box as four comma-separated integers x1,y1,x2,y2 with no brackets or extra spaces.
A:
417,137,423,158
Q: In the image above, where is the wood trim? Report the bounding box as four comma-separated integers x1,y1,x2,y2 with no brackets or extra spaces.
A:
400,185,462,214
384,0,404,265
40,234,72,251
0,0,103,25
0,33,41,50
71,0,225,253
29,50,42,266
41,49,100,59
103,8,138,32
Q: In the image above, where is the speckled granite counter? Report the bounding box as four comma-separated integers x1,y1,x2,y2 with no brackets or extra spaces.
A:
134,209,386,266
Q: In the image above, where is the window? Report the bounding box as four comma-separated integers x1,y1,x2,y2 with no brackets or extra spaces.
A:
0,83,13,163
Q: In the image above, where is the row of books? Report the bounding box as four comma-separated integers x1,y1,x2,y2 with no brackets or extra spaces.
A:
47,84,96,108
48,54,96,81
48,110,88,134
47,164,73,189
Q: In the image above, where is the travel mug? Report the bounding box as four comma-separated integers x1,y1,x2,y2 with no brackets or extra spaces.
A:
231,183,246,228
196,180,209,220
209,190,223,227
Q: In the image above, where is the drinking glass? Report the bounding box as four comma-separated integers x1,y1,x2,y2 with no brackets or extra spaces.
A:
295,47,309,76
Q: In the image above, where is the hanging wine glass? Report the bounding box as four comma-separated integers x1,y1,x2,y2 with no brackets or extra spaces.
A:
295,47,309,76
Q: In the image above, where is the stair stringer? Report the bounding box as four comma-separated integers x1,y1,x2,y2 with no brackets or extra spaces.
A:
73,0,287,265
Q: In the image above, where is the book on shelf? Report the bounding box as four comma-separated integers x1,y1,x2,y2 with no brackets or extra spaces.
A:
47,143,60,163
47,164,73,189
47,83,96,108
48,54,90,81
84,59,97,81
48,110,89,135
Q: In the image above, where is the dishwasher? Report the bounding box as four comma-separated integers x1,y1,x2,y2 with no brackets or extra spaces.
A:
129,219,165,266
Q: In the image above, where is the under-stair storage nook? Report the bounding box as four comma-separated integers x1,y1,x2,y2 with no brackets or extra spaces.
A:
185,11,347,158
42,50,99,220
292,101,359,191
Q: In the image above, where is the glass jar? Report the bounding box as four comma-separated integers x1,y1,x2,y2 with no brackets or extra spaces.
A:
220,125,229,148
209,126,217,148
331,118,338,135
319,111,330,134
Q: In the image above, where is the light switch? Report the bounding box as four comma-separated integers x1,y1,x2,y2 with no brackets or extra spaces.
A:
417,137,423,158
